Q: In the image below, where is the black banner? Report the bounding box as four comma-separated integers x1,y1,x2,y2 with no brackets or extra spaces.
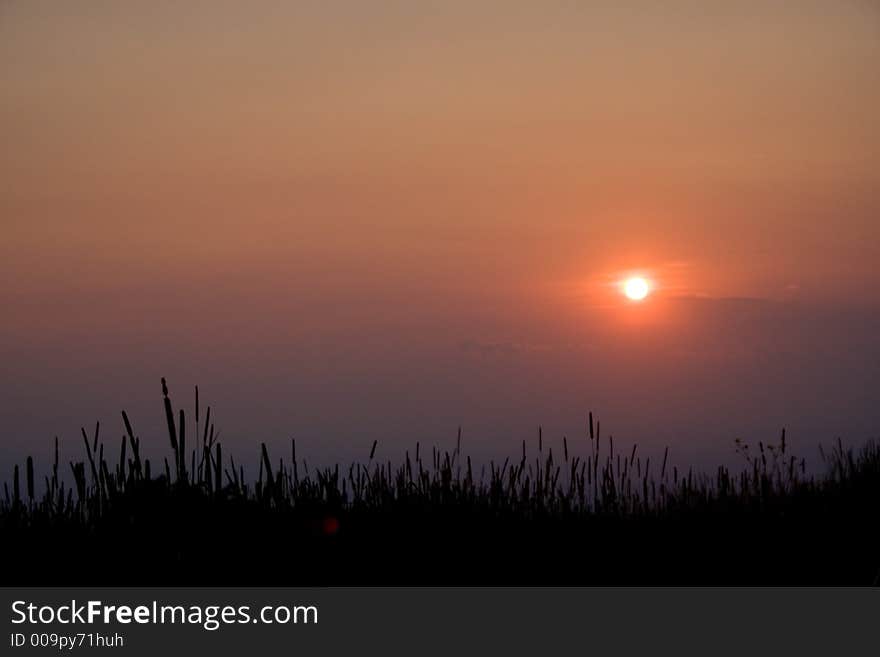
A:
2,588,877,654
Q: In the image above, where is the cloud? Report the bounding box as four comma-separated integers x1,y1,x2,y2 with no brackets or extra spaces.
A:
458,340,552,358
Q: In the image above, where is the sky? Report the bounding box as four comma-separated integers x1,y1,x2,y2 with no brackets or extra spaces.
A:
2,1,879,474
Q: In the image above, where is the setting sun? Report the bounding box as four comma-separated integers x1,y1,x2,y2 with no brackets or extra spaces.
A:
623,277,651,301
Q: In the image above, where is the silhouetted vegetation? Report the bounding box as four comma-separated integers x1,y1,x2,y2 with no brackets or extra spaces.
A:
2,380,878,584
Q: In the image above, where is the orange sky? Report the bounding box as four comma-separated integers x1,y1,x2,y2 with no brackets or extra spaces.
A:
1,2,879,468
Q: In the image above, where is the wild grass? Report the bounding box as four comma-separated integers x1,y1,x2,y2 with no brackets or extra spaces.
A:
1,379,878,585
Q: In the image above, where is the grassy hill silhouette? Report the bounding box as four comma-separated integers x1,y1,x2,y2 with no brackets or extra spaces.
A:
2,379,878,585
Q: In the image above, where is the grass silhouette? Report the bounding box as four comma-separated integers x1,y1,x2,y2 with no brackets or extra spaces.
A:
1,379,878,585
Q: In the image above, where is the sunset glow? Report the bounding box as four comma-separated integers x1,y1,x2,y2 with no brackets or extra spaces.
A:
1,1,879,487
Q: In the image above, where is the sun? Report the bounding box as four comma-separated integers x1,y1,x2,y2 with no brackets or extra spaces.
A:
622,276,651,301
